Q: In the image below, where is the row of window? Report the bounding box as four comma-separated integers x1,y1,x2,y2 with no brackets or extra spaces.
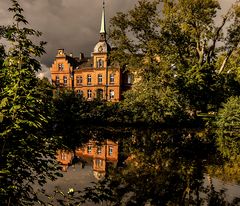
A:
55,76,68,86
76,89,115,99
55,74,115,86
87,145,113,156
76,74,114,86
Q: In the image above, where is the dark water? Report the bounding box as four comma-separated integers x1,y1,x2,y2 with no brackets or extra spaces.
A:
41,127,240,206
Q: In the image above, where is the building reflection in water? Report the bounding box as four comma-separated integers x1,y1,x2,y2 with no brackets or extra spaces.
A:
56,140,118,179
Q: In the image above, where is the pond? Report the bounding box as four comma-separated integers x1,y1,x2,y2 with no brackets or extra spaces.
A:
41,127,240,206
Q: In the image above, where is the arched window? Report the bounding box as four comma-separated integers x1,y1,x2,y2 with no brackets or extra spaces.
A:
97,59,103,68
98,74,103,84
87,90,92,99
109,90,114,99
87,75,91,85
63,76,67,86
110,74,114,84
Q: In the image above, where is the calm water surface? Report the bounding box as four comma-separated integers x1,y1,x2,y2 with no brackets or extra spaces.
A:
41,127,240,205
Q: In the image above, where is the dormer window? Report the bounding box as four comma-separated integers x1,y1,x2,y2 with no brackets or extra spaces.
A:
58,63,64,71
97,59,103,68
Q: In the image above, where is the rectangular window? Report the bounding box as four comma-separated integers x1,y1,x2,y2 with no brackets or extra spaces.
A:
97,146,102,154
87,75,92,85
58,63,64,71
87,145,92,154
61,152,67,160
110,74,114,84
76,76,82,85
97,59,103,68
76,90,83,97
108,146,113,156
96,159,103,167
127,74,133,84
109,90,114,99
56,76,60,86
87,90,92,99
98,74,103,84
63,76,67,86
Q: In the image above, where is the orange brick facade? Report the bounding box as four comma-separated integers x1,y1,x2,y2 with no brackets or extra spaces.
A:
57,140,118,175
50,49,128,102
50,3,132,102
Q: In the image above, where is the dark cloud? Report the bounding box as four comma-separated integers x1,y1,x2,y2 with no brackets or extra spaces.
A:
0,0,236,69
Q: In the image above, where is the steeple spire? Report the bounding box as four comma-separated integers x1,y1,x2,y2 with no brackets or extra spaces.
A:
99,0,106,41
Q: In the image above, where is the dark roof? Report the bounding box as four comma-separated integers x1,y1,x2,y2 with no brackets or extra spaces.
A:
66,55,80,68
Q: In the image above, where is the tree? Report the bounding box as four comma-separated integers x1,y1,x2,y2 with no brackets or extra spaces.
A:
109,0,240,121
215,96,240,160
0,1,61,205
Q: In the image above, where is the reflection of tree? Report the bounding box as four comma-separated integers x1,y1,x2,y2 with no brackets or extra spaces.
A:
101,129,239,206
46,128,239,205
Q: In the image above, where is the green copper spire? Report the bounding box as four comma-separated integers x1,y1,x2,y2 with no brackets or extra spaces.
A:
100,0,106,41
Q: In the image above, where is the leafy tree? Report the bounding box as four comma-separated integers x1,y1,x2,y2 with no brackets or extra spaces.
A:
109,0,240,121
0,1,61,205
215,96,240,160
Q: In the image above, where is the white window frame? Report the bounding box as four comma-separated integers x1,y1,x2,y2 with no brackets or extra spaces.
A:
109,90,114,99
110,74,114,84
87,90,92,99
108,146,113,156
76,76,82,85
61,152,67,160
98,74,103,84
63,76,67,86
97,146,102,154
87,75,92,85
56,76,60,85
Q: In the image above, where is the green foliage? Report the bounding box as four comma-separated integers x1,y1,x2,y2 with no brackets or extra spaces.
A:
0,1,61,205
215,96,240,160
109,0,240,122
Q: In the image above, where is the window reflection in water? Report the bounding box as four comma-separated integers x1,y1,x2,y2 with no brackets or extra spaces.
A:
56,140,118,179
54,129,240,205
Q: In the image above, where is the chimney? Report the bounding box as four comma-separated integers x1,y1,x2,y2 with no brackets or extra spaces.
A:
79,52,84,60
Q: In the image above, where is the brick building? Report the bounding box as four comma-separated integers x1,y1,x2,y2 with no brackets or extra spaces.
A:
50,2,133,102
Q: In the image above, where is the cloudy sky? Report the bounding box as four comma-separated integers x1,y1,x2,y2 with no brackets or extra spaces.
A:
0,0,236,71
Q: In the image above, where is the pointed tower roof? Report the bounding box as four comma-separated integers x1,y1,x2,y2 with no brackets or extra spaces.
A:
100,0,106,34
93,0,111,53
99,0,106,41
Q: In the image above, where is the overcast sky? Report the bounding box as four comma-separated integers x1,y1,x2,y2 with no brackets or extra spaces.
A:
0,0,236,70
